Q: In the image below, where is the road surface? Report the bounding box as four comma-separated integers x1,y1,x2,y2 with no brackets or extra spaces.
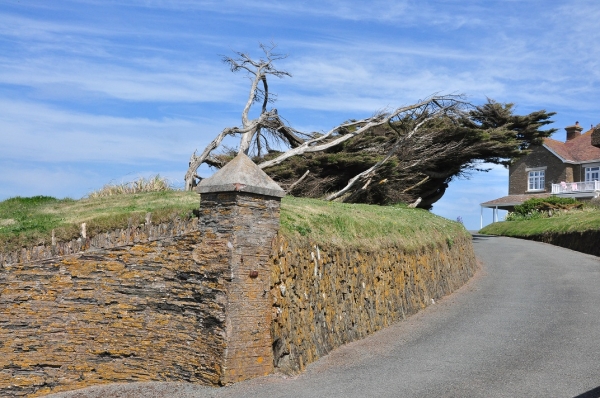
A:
47,235,600,398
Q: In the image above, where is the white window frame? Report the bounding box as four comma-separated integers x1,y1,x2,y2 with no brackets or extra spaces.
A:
527,168,545,192
585,166,600,182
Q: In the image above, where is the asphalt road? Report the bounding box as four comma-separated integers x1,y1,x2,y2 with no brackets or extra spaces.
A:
48,235,600,398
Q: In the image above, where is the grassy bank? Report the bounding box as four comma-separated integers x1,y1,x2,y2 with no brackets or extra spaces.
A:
0,192,466,253
0,191,199,252
280,196,466,252
479,207,600,237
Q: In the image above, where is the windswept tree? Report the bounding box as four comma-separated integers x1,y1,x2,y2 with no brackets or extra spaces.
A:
185,45,556,208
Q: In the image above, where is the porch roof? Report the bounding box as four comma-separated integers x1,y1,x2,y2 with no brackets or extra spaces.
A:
480,193,551,209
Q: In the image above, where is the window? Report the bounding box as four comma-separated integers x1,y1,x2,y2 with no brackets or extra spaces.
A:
585,166,600,182
528,170,545,191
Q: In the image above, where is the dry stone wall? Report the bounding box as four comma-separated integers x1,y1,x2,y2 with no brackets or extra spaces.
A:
521,230,600,257
0,215,477,397
0,217,199,267
0,223,231,397
270,232,477,373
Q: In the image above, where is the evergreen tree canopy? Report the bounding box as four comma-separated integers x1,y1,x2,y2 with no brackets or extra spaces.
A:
260,100,556,208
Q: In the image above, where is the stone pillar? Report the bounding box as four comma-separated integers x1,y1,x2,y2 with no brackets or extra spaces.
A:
196,153,285,385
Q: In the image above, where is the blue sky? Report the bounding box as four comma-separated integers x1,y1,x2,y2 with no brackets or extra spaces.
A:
2,0,599,230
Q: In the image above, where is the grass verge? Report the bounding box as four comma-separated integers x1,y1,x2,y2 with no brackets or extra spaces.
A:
0,191,199,252
280,196,467,252
479,207,600,237
0,193,467,253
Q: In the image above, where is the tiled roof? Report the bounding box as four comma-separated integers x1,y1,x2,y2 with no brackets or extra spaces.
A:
543,129,600,163
480,193,551,208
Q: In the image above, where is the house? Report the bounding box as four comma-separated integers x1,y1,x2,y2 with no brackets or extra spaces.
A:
480,122,600,227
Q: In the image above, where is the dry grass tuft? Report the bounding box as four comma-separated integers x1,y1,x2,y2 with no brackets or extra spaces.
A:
87,175,173,198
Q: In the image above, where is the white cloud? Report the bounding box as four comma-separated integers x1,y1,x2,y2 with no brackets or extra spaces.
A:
0,99,232,164
0,56,241,103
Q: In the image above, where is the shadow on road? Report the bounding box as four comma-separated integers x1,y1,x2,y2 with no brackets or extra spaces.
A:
573,386,600,398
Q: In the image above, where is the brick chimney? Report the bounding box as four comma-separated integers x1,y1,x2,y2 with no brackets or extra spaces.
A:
592,124,600,148
565,121,583,141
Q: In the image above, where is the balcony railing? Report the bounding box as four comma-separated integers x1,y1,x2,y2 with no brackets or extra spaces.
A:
551,180,600,194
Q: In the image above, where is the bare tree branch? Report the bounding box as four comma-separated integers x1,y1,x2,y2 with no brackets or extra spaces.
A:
257,95,468,171
286,170,310,194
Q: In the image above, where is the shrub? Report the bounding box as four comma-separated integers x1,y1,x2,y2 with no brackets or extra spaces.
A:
587,196,600,210
513,197,580,217
505,209,548,221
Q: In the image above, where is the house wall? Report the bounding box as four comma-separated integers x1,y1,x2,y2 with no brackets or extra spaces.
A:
509,146,568,194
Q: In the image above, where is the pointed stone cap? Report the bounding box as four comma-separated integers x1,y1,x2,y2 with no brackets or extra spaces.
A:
196,153,285,198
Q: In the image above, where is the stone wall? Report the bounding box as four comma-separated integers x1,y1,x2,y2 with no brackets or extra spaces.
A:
0,228,229,397
0,217,199,267
270,232,477,374
0,219,477,397
521,230,600,257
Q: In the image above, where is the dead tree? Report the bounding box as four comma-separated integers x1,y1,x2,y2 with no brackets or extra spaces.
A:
184,43,307,190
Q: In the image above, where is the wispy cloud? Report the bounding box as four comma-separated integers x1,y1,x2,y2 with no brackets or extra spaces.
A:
0,57,240,102
0,99,231,163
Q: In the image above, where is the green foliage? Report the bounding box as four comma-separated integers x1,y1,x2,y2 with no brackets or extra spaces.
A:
481,206,600,237
261,99,556,209
512,197,579,216
505,209,547,221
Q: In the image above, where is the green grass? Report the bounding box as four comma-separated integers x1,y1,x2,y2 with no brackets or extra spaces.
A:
0,191,199,252
479,207,600,237
280,197,467,251
0,193,467,253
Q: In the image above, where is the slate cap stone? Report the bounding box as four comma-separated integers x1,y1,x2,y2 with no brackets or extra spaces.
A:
196,153,285,197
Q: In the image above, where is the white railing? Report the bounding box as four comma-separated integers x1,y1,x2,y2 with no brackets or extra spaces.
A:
551,180,600,194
